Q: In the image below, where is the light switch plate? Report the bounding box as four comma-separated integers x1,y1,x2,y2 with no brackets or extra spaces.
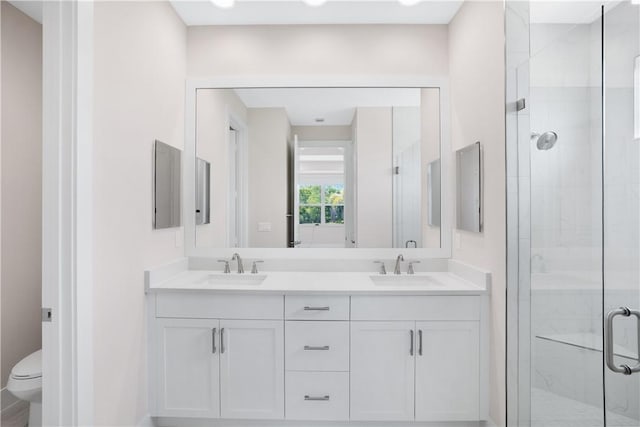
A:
258,222,272,232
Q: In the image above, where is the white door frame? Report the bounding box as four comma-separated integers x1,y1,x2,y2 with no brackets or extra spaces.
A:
226,112,249,248
42,1,94,425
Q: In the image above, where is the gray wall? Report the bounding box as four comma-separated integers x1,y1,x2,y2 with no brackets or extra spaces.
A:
1,1,43,389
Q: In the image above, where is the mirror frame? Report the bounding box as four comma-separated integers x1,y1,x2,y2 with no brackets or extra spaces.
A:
184,77,452,259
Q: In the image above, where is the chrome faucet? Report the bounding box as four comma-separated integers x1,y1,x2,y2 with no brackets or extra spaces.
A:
373,260,387,275
231,253,244,274
394,254,404,275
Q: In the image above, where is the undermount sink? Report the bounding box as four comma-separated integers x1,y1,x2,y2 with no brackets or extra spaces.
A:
201,274,267,286
369,274,444,287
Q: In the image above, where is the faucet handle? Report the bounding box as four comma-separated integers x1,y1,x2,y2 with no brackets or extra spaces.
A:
407,260,421,275
217,260,231,274
373,261,387,275
251,260,264,274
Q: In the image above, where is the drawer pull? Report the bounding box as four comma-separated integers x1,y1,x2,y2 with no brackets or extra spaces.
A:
304,395,330,401
303,306,330,311
303,345,330,351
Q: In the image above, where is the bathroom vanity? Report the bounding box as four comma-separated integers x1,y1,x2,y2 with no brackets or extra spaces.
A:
145,259,490,426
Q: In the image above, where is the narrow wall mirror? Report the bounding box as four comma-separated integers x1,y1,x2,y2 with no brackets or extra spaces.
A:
192,86,446,249
427,158,441,227
456,141,482,233
195,157,210,225
154,140,182,229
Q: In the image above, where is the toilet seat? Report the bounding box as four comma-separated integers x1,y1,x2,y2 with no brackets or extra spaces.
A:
10,349,42,380
8,350,42,398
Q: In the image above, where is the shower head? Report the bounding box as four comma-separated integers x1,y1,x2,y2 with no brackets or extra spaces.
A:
531,131,558,150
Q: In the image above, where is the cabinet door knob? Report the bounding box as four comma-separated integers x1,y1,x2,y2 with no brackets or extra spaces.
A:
220,328,225,354
418,329,423,356
212,328,217,354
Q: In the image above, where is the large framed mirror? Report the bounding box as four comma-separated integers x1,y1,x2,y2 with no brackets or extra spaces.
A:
184,80,451,257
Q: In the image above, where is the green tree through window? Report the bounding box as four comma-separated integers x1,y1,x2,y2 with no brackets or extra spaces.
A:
299,184,344,224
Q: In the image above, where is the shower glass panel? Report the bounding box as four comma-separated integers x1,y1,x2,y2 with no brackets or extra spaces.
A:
527,3,605,426
604,2,640,426
520,1,640,426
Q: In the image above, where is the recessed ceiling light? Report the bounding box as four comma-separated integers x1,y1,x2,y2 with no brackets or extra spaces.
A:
210,0,235,9
304,0,327,7
397,0,422,6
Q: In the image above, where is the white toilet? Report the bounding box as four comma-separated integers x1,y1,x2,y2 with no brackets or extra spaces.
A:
7,350,42,427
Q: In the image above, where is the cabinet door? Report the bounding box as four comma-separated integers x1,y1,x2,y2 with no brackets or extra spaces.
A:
415,321,480,421
220,319,284,419
154,318,220,418
350,321,415,421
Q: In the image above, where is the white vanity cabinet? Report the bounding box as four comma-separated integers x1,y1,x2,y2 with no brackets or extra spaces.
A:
350,296,483,422
350,321,416,421
148,290,488,425
154,318,220,418
149,294,284,420
219,319,284,419
415,321,480,421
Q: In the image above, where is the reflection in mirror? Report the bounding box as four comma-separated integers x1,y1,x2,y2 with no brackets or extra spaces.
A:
195,157,210,225
456,141,482,233
427,159,441,227
153,140,181,229
194,88,442,249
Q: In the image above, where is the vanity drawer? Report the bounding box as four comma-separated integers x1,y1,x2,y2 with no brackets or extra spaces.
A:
155,293,283,319
285,321,349,371
351,296,480,321
285,372,349,421
285,295,349,320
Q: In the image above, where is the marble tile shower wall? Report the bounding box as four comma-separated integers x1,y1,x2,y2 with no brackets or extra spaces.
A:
530,22,603,345
528,21,606,420
529,15,640,423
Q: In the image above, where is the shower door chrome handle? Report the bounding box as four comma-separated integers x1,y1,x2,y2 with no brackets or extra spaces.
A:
605,307,640,375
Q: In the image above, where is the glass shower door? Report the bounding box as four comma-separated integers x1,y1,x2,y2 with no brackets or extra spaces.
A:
603,2,640,426
526,3,605,425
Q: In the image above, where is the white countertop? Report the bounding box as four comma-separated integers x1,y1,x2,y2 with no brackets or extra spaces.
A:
146,270,488,295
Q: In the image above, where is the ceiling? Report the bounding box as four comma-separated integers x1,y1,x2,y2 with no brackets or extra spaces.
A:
170,0,463,26
9,0,618,34
530,1,622,24
8,1,42,23
233,87,421,126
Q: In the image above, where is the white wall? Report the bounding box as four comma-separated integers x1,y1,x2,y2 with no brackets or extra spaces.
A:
0,1,42,389
187,24,448,77
92,1,186,424
248,108,291,247
354,107,393,248
448,2,506,426
196,89,248,248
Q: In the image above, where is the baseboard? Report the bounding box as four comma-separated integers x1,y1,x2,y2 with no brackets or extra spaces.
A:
153,418,497,427
139,414,155,427
1,387,29,422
